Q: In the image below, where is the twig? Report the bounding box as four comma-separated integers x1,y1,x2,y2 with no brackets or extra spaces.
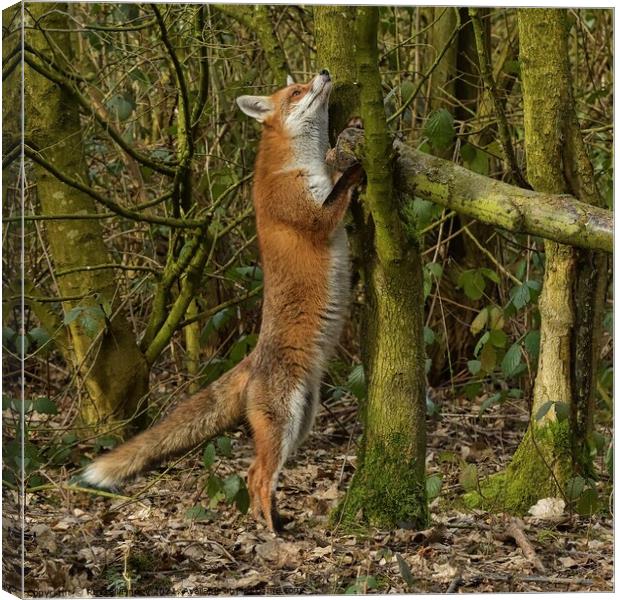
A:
469,8,528,188
387,7,461,125
24,145,204,229
446,574,464,593
504,517,546,573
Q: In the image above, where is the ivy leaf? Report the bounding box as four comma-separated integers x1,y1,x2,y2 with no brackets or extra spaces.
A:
424,108,455,150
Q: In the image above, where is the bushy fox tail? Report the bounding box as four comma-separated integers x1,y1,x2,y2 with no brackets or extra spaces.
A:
82,358,252,489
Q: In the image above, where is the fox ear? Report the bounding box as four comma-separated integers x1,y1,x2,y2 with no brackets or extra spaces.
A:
236,95,274,123
286,74,295,86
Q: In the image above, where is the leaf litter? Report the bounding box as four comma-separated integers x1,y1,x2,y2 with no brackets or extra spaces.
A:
3,391,613,595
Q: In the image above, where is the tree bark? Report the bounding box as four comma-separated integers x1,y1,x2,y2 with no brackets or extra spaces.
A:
314,5,360,143
334,7,428,529
328,133,612,253
466,8,609,511
24,3,149,433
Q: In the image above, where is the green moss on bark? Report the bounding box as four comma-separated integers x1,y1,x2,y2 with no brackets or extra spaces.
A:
465,421,572,513
335,433,428,529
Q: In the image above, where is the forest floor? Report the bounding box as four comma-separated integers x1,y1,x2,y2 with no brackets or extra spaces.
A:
3,392,614,596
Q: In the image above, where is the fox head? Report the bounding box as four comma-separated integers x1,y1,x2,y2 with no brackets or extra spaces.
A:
236,70,332,138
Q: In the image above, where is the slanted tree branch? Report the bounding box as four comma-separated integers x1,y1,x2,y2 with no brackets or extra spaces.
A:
327,129,613,253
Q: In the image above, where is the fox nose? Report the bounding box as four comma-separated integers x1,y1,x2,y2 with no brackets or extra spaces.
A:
319,68,331,81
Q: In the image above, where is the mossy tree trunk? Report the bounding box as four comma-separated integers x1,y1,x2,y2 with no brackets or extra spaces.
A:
24,3,149,433
314,5,360,143
472,8,608,511
334,7,428,529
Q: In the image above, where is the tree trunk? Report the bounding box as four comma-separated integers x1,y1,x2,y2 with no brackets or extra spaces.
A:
334,7,428,529
467,8,608,511
24,3,149,433
314,5,359,143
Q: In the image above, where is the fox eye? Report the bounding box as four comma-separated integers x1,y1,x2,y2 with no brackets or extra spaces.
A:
291,89,301,97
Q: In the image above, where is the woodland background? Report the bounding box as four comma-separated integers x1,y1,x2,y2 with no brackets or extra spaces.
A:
1,3,614,595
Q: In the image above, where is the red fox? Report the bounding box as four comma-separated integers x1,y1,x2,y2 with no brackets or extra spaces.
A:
83,70,364,532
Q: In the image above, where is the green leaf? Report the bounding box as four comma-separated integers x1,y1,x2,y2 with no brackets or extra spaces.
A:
459,269,486,301
605,443,613,478
206,474,223,499
501,343,522,377
566,476,585,500
480,343,496,373
346,364,366,401
576,487,598,516
200,308,233,345
223,474,242,501
467,360,481,375
474,331,490,357
234,487,250,514
423,326,436,346
106,93,134,121
424,108,455,150
470,309,488,335
425,475,443,500
395,553,415,588
15,334,30,357
460,143,477,163
510,284,531,310
2,326,16,348
185,504,213,521
480,268,500,284
459,464,478,492
426,262,443,279
523,330,540,359
479,392,503,415
216,436,233,458
203,443,216,469
464,381,482,400
29,327,51,352
33,397,57,415
555,401,569,421
488,329,507,348
535,400,554,421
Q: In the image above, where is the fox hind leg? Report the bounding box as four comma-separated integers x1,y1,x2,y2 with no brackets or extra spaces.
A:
246,382,307,533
